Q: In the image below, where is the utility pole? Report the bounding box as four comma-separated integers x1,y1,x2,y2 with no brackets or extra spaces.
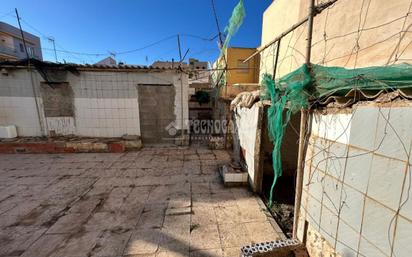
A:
15,9,30,60
177,34,182,61
293,0,315,239
47,37,58,63
15,8,46,136
210,0,228,97
176,34,185,144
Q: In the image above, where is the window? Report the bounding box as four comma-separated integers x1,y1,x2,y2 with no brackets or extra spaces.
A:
19,43,24,52
237,59,249,73
27,46,34,57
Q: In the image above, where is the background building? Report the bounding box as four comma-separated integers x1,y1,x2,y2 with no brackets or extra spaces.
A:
213,47,260,99
187,58,213,121
0,21,43,61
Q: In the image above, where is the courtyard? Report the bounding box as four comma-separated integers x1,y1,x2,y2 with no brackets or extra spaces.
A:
0,147,282,257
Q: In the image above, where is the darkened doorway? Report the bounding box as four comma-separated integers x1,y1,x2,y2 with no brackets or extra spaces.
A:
138,84,176,144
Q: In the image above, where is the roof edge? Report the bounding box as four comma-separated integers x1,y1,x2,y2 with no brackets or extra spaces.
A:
0,58,185,72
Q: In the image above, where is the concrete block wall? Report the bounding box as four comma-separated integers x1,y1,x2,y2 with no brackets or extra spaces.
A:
70,72,141,137
297,101,412,257
0,68,189,138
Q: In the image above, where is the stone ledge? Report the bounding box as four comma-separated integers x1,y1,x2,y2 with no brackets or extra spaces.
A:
0,137,142,154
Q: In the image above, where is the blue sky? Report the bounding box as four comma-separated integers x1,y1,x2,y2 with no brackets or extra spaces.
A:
1,0,271,65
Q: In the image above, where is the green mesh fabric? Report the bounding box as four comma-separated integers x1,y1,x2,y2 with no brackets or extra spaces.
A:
221,0,245,53
313,64,412,98
212,0,245,90
262,65,311,206
262,63,412,205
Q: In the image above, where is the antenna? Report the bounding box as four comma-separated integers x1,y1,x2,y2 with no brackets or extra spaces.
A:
46,36,58,63
108,51,116,60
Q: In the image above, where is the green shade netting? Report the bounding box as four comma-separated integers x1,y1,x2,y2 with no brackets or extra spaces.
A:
262,63,412,206
221,0,245,53
212,0,245,89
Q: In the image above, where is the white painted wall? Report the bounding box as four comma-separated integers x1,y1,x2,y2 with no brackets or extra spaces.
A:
0,68,189,138
0,70,45,136
172,73,189,131
234,104,261,190
297,102,412,257
0,96,43,136
46,117,76,135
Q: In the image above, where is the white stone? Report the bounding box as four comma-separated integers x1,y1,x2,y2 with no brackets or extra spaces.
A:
0,125,17,138
367,155,406,211
393,216,412,257
361,198,396,256
349,106,379,151
343,147,373,194
339,184,364,232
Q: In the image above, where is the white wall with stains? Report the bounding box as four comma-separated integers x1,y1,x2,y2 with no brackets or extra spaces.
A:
234,103,263,192
297,101,412,257
0,68,189,138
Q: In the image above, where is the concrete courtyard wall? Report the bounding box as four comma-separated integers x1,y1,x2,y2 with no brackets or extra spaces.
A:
296,101,412,257
0,68,189,138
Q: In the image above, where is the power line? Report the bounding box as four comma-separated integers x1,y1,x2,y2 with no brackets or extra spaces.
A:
0,10,14,20
18,18,90,63
18,17,176,62
210,0,224,46
190,48,219,56
19,20,218,58
115,34,177,55
180,33,219,41
5,13,221,63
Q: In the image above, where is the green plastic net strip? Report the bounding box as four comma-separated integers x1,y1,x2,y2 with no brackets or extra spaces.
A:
212,0,246,89
262,63,412,206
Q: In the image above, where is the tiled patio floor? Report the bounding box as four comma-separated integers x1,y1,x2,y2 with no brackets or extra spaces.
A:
0,147,282,257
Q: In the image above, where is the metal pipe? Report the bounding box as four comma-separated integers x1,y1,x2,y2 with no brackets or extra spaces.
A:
293,0,316,239
272,39,281,80
305,0,316,67
243,0,337,63
244,18,308,63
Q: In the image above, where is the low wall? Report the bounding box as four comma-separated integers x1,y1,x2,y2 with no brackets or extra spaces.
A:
0,137,142,154
0,68,188,139
296,100,412,257
234,103,264,192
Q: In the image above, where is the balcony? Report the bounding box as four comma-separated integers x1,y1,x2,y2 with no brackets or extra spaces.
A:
0,44,17,58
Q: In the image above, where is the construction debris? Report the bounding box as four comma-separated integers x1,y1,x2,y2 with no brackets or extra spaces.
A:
230,90,260,110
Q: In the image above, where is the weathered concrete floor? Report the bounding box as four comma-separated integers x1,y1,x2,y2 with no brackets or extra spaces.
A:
0,147,282,257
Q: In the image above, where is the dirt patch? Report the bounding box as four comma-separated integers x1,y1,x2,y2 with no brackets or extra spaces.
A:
269,202,294,238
